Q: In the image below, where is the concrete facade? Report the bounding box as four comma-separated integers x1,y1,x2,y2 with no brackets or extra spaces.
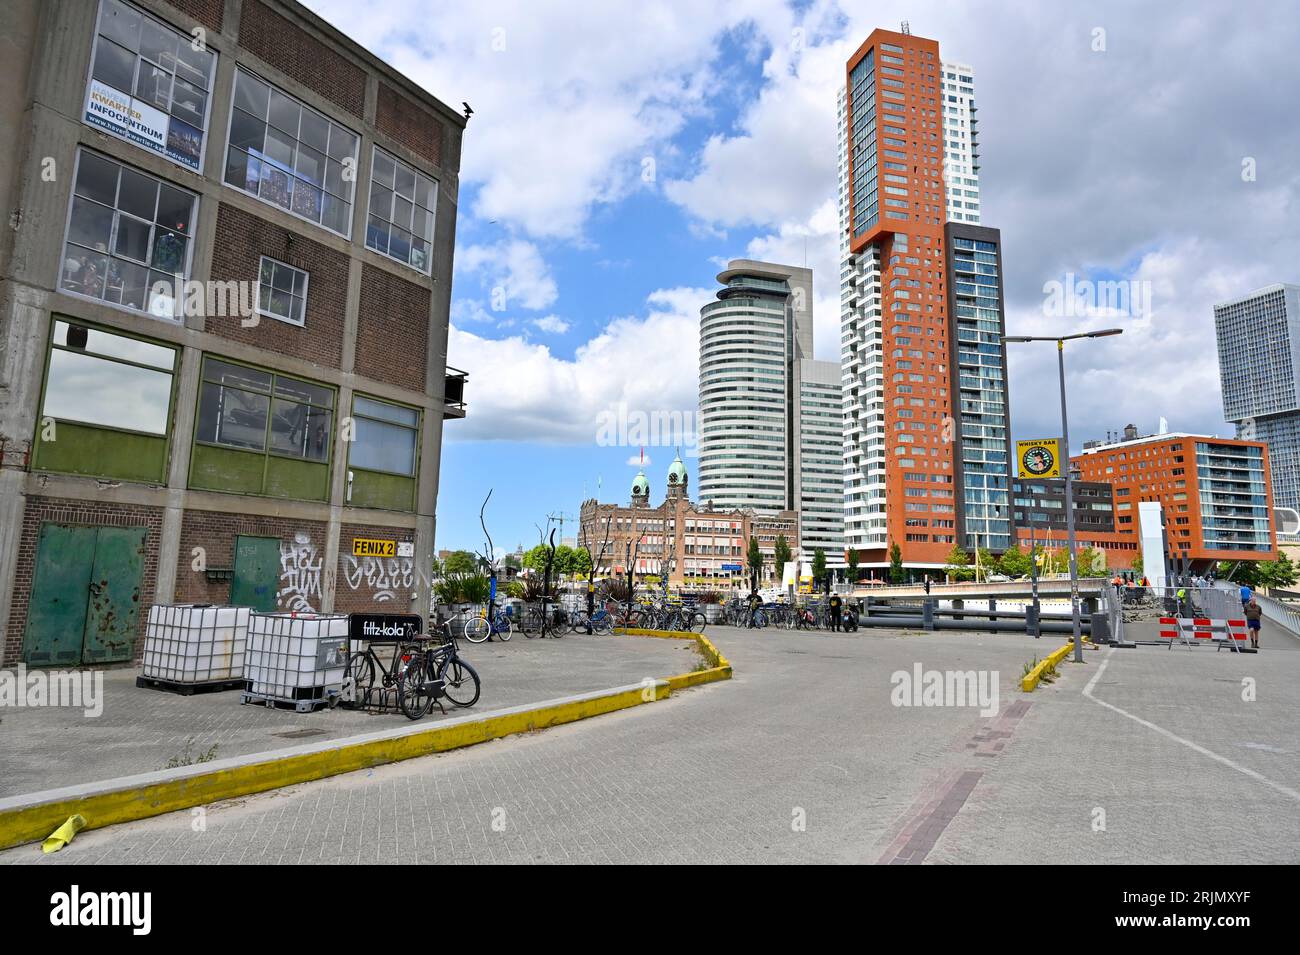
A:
0,0,466,667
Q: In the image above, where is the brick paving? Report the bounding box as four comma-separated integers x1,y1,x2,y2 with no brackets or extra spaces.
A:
4,622,1298,864
0,632,698,798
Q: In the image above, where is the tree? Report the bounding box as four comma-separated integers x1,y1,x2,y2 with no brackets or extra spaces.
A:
974,547,997,581
746,536,763,588
846,547,860,583
888,542,905,584
812,548,828,590
1075,546,1105,576
945,545,973,582
1130,554,1143,575
1265,552,1298,589
442,550,477,574
997,545,1033,579
773,534,793,585
503,553,521,572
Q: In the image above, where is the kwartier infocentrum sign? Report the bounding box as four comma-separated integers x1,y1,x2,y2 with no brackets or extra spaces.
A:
85,79,203,171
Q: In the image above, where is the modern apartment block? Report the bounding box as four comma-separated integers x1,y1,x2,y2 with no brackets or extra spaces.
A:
838,27,1008,572
0,0,466,668
944,224,1012,552
697,260,843,569
940,61,980,224
1214,284,1300,540
1010,478,1138,566
1073,429,1277,570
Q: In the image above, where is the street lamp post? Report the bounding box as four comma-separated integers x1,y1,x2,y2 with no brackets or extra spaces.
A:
1005,328,1122,663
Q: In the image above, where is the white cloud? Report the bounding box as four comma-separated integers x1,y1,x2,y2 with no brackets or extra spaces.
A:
303,0,791,240
533,315,571,334
627,453,653,467
447,286,710,444
457,238,558,311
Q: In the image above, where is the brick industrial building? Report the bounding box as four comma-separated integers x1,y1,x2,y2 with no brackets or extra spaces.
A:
0,0,466,667
578,457,799,591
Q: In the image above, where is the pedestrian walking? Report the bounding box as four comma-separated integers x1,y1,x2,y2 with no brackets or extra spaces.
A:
923,577,931,595
1239,584,1253,612
746,588,762,629
1245,596,1263,650
829,592,843,632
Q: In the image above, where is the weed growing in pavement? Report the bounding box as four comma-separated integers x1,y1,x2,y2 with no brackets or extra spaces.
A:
164,737,219,769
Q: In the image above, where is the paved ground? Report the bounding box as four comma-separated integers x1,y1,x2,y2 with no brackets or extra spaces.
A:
4,621,1298,864
0,632,698,798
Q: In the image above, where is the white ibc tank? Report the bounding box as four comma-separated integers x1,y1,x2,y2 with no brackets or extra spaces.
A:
142,604,250,683
245,612,348,701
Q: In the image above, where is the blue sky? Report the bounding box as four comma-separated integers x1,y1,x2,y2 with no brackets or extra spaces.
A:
302,0,1300,555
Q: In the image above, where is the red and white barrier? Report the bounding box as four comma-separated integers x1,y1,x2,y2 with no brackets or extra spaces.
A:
1158,617,1249,646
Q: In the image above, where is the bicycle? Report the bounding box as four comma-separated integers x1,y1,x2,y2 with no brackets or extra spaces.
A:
398,623,482,720
347,634,432,706
464,603,513,643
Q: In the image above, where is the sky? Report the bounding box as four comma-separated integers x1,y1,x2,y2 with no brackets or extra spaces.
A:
303,0,1300,555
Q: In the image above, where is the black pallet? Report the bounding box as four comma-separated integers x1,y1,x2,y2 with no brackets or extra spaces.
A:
137,674,247,695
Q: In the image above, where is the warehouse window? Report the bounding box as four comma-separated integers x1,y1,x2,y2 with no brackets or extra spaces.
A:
84,0,216,171
60,149,197,319
350,396,420,476
256,256,308,326
196,357,333,462
224,68,360,236
43,320,175,434
366,147,437,274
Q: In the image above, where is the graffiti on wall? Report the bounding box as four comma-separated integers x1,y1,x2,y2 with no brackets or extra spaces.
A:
342,554,415,603
279,532,322,611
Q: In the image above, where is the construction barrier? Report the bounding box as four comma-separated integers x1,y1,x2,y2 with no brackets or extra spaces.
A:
1158,617,1251,652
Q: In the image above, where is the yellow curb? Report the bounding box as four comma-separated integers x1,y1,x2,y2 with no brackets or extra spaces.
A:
613,627,733,688
0,630,736,851
1021,642,1074,692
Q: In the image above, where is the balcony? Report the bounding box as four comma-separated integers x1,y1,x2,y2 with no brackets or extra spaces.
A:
444,366,468,419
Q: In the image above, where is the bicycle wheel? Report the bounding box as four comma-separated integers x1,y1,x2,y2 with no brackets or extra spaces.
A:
441,658,480,707
397,655,434,720
494,613,513,641
346,651,375,701
463,614,490,643
688,611,707,634
593,610,613,634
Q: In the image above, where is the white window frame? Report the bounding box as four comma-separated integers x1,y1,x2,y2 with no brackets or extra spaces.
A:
255,255,309,327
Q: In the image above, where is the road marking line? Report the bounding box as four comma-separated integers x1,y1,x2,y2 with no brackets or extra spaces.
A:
1082,649,1300,804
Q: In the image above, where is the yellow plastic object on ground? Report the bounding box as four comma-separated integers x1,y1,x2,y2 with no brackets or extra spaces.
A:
42,814,87,854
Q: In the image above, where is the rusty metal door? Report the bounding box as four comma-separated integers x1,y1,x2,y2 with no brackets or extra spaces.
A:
82,526,147,664
22,523,146,666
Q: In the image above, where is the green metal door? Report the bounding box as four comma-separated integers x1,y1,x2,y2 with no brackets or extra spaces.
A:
82,526,147,664
232,535,280,611
23,524,96,666
23,523,147,666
